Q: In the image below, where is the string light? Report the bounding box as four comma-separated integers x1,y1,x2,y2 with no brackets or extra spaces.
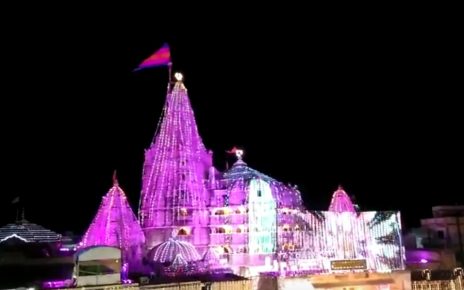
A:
0,222,61,243
149,238,201,263
79,175,145,271
140,75,210,249
135,72,405,276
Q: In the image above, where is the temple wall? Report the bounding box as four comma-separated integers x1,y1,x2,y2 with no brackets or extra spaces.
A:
255,271,412,290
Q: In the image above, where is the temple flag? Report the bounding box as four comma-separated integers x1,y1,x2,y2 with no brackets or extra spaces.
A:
134,43,171,71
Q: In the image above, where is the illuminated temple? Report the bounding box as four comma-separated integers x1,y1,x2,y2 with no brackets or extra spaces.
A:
82,72,405,278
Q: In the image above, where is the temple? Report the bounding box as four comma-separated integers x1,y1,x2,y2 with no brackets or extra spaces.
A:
136,73,405,276
80,172,145,271
139,73,211,253
74,70,406,282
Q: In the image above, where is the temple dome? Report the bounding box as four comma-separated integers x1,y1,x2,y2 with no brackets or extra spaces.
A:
148,238,201,263
222,157,303,208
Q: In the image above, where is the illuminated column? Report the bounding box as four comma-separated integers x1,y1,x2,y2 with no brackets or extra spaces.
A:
248,178,277,255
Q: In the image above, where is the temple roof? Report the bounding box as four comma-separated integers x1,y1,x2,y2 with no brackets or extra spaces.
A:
0,220,61,243
148,238,201,263
80,172,145,250
222,156,303,208
223,159,275,184
328,185,356,213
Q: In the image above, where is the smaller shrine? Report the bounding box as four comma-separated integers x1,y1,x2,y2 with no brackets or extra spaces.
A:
79,172,145,272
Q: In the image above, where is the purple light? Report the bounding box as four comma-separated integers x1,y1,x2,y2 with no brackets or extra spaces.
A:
80,173,145,271
140,77,211,248
149,238,201,263
420,258,428,264
132,72,405,275
42,280,72,289
328,185,356,213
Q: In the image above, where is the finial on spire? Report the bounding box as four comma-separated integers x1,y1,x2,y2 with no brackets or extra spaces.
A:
337,184,344,190
113,170,119,186
174,72,183,82
236,149,244,160
226,146,244,160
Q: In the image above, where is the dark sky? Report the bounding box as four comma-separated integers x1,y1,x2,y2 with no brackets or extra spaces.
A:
1,8,462,234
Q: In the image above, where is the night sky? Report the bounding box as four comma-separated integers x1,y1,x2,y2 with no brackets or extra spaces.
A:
1,9,461,235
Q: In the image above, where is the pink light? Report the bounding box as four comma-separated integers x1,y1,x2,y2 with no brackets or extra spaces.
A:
80,173,145,271
139,76,211,247
420,258,428,264
130,69,405,276
328,185,356,213
42,280,71,289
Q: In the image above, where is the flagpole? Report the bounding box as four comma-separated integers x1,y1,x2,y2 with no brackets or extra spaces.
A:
168,62,173,91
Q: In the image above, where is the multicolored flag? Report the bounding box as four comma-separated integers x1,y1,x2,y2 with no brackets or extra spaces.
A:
226,146,239,154
135,43,171,71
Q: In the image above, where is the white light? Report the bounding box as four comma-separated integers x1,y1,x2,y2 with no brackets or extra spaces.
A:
174,73,183,81
0,233,29,243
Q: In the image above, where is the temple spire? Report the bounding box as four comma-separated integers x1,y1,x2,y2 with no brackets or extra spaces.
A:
140,71,211,248
328,185,356,213
81,174,145,271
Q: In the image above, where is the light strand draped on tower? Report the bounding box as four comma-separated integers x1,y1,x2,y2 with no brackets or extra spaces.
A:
139,75,211,229
80,174,145,270
328,185,356,213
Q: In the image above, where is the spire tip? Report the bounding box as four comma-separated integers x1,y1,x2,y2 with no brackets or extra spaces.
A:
112,170,119,186
174,72,183,81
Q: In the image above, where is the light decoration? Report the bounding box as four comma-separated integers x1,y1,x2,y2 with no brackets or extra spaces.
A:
205,150,304,262
0,221,62,243
328,185,356,213
139,73,211,247
248,178,277,254
0,233,29,243
174,72,183,81
129,70,407,276
149,237,201,263
79,173,145,271
42,280,73,289
284,209,404,273
222,158,304,209
202,247,221,268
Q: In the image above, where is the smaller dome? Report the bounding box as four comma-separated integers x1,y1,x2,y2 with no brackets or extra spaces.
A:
149,238,201,263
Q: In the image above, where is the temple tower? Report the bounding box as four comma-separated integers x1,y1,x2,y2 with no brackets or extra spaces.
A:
139,73,211,250
80,172,145,271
